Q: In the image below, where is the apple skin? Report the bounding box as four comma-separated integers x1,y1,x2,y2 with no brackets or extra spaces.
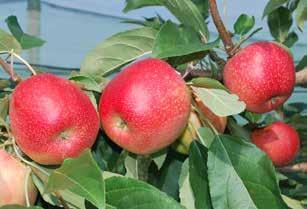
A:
223,41,295,113
251,121,300,167
99,58,191,155
0,149,37,206
9,73,100,165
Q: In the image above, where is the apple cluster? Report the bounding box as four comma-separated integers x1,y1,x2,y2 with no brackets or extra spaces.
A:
0,41,301,206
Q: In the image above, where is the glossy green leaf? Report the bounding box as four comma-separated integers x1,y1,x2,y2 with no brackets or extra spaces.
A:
227,117,251,140
124,0,161,12
283,31,299,48
0,28,22,53
244,111,262,124
124,154,139,179
105,176,185,209
189,141,213,209
295,0,307,30
124,0,208,38
191,77,228,91
192,87,246,117
152,148,167,170
262,0,289,17
282,195,304,209
296,55,307,71
45,149,105,209
156,151,184,199
69,75,104,93
153,21,218,59
197,127,215,148
81,27,157,77
0,206,43,209
208,135,289,209
234,14,255,35
5,16,45,49
178,159,195,209
268,7,292,42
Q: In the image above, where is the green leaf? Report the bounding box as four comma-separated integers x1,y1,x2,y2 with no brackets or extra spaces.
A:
0,206,43,209
156,151,184,199
197,127,215,148
0,95,9,120
191,77,228,91
268,7,292,42
189,141,213,209
92,135,125,173
234,14,255,35
295,0,307,30
45,149,105,209
262,0,289,17
5,16,45,49
124,0,161,12
81,27,157,77
244,111,262,124
178,159,195,209
151,148,167,170
105,176,185,209
0,28,22,53
296,55,307,71
153,21,218,59
283,31,299,48
124,153,139,179
208,135,289,209
227,117,251,140
192,87,246,117
69,75,104,93
124,0,209,38
282,195,304,209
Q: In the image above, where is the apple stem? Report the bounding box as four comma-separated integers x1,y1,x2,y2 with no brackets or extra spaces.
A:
12,138,50,177
0,50,37,80
208,0,235,57
137,155,152,182
24,167,31,207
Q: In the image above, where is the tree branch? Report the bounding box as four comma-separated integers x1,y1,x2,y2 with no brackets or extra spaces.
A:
0,57,21,82
296,68,307,87
278,163,307,173
208,0,235,57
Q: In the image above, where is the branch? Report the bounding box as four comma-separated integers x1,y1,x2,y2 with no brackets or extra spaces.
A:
208,0,235,57
278,163,307,173
296,68,307,87
0,58,21,82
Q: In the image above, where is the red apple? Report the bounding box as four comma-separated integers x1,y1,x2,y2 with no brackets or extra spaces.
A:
0,149,37,206
251,121,300,166
99,58,191,154
223,41,295,113
9,73,100,165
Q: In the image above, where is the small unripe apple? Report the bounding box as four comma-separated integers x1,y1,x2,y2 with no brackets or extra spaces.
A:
173,99,227,155
223,41,295,113
0,149,37,206
172,110,202,154
251,121,300,166
99,58,191,154
9,73,100,165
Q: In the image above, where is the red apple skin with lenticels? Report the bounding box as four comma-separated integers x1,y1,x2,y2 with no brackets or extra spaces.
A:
251,121,300,167
223,41,295,113
9,73,100,165
99,58,191,155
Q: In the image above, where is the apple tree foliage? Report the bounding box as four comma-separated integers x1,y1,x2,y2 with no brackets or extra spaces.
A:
0,0,307,209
